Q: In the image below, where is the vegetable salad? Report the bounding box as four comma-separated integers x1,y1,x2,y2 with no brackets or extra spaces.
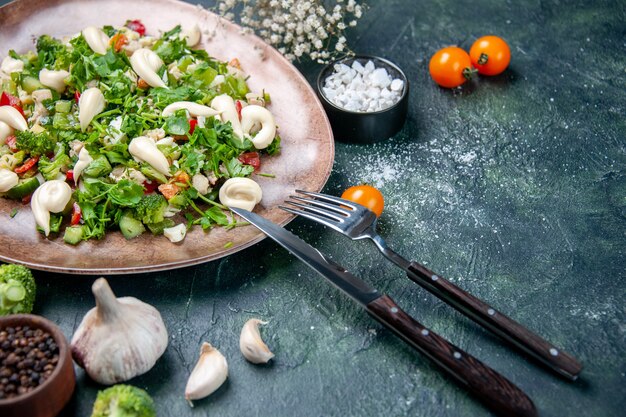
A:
0,21,280,244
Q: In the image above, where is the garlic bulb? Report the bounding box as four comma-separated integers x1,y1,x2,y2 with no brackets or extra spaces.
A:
82,26,110,55
0,168,18,192
218,177,262,211
128,136,171,177
39,69,70,93
162,101,219,118
185,342,228,405
70,278,168,385
0,106,27,131
31,180,72,236
239,319,274,364
78,87,105,131
130,48,166,88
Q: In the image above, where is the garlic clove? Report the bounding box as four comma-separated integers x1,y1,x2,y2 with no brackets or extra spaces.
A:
31,180,72,236
130,48,167,89
185,342,228,404
73,147,93,184
210,94,244,140
1,56,24,74
128,136,171,177
39,69,70,93
70,278,169,385
0,121,13,145
0,106,27,131
239,319,274,364
162,101,219,118
240,105,277,150
82,26,110,55
0,168,19,192
78,87,105,131
218,177,262,211
180,24,201,47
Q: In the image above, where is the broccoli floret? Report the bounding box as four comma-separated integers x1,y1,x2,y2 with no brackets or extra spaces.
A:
39,143,71,181
0,264,36,316
36,34,70,70
91,384,156,417
134,194,168,225
15,130,55,156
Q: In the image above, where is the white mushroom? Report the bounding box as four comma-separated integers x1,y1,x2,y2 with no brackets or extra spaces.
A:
0,106,27,131
162,101,219,118
73,147,93,185
0,168,18,192
210,94,243,140
128,136,171,177
180,24,201,47
218,177,262,211
78,87,105,131
0,56,24,74
163,223,187,243
0,121,12,145
82,26,110,55
31,180,72,236
130,48,166,88
240,105,276,149
39,69,70,93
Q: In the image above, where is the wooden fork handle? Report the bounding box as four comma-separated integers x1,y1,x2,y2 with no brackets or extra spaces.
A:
406,262,583,380
366,295,537,417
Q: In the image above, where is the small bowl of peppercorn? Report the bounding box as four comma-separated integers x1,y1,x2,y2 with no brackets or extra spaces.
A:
317,55,409,144
0,314,75,417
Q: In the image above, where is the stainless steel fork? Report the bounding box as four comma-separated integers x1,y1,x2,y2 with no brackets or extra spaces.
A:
281,190,582,380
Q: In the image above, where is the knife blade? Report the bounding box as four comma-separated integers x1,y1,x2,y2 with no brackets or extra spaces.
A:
231,208,537,417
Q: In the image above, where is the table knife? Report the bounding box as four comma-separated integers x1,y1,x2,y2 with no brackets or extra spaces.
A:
232,208,537,417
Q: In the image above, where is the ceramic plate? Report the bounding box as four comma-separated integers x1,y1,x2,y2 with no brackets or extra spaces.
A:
0,0,334,274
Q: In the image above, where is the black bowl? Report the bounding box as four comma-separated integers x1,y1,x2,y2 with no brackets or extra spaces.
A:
317,55,409,144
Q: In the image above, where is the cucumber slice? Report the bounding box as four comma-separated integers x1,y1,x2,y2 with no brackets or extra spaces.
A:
63,226,84,245
146,219,175,236
119,212,145,239
5,177,40,199
21,76,45,94
55,100,72,113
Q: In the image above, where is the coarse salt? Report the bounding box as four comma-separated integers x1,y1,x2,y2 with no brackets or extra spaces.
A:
322,60,404,113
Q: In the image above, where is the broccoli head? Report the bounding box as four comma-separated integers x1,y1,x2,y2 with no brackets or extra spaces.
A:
15,130,55,156
91,384,156,417
134,194,168,225
39,145,71,181
0,264,36,316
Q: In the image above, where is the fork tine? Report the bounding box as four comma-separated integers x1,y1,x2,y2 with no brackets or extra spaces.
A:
282,201,345,222
288,195,353,217
279,206,346,233
295,190,361,211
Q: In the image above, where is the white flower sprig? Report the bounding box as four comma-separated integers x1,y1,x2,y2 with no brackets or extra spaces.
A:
215,0,365,63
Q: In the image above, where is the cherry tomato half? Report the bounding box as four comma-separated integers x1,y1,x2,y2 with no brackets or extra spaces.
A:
469,36,511,76
429,46,474,88
341,185,384,217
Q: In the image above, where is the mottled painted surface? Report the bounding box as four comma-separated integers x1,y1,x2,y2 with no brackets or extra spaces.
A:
1,0,624,416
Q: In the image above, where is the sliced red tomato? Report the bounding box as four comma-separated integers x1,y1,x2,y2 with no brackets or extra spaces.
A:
74,90,81,103
238,152,261,171
125,19,146,36
189,119,198,135
235,100,242,121
65,170,74,182
5,135,18,152
110,33,128,53
21,194,32,204
70,202,82,225
14,156,39,174
0,92,25,117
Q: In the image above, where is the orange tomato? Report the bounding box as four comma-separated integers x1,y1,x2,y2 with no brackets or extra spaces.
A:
469,36,511,76
429,46,474,88
341,185,384,217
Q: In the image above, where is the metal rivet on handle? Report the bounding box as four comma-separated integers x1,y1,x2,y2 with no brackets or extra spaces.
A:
453,352,462,359
431,274,439,281
487,308,496,316
390,307,398,313
550,348,559,356
421,329,429,336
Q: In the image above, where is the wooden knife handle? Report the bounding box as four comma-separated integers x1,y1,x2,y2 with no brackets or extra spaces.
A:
366,295,537,417
407,262,583,380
